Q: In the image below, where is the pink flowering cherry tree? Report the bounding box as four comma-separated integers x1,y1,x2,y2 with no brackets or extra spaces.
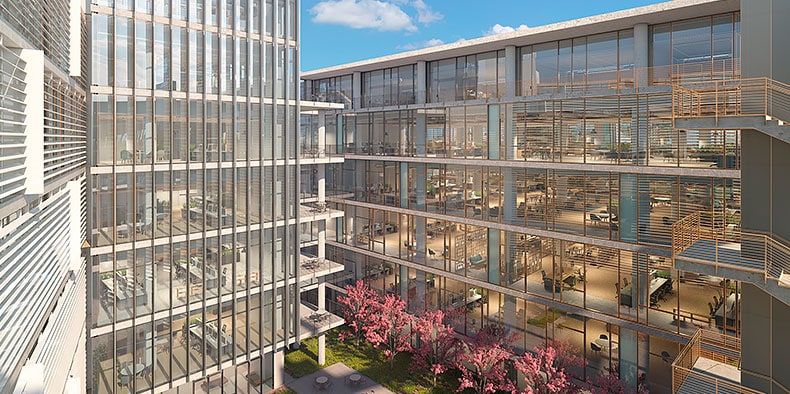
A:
589,365,649,394
364,293,413,368
411,309,459,387
513,340,586,394
336,280,380,346
455,326,516,394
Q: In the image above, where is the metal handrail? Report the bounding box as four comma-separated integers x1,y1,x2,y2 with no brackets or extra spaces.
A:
671,211,790,287
672,77,790,126
672,329,759,394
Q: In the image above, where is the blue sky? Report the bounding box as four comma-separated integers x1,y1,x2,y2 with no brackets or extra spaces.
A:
300,0,665,72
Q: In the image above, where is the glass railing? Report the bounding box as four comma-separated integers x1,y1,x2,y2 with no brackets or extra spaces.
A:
339,137,739,170
299,144,343,159
301,59,741,108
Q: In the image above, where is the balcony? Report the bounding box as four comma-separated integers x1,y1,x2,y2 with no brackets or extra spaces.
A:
299,302,344,341
299,254,344,283
299,202,344,224
671,329,759,394
672,77,790,144
671,211,790,305
299,144,345,164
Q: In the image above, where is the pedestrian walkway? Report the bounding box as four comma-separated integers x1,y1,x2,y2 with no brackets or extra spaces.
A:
287,362,394,394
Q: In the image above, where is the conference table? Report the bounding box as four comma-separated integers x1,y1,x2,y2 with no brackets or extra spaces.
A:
619,277,671,307
648,277,670,304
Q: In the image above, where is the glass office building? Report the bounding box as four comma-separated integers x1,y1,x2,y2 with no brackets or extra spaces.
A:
303,1,790,393
0,0,87,392
85,1,347,392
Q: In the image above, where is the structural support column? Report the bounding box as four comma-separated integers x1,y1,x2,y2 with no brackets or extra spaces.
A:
416,60,427,104
634,24,648,86
400,163,409,208
273,350,285,388
352,71,362,109
488,105,500,160
415,162,427,306
399,265,409,301
317,111,326,201
488,229,500,285
415,111,427,156
618,327,649,392
504,45,517,98
619,25,651,392
502,166,519,286
317,334,326,365
317,220,326,259
317,281,326,365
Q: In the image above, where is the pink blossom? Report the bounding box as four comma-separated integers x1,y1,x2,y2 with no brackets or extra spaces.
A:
411,309,458,387
336,280,380,346
364,293,413,368
513,340,586,394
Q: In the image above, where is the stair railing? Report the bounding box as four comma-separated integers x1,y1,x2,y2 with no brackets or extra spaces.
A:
672,211,790,289
672,77,790,126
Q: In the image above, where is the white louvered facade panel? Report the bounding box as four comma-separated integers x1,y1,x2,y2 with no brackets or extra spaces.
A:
0,44,28,206
0,182,83,390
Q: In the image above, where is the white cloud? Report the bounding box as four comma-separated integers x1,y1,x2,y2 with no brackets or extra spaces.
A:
310,0,417,32
412,0,442,24
484,23,528,36
397,38,444,50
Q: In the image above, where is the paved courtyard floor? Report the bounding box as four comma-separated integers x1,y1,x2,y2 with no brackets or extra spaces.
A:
287,362,394,394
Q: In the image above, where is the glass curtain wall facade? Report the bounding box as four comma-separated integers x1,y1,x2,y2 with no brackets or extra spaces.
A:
0,0,88,392
86,0,299,392
305,9,746,394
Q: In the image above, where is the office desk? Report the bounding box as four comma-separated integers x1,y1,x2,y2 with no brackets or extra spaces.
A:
189,323,232,355
715,293,739,331
101,277,147,307
177,259,218,289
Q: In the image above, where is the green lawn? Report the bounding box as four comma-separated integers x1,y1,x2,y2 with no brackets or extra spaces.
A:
285,328,460,394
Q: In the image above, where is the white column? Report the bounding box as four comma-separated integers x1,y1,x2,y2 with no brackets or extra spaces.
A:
318,334,326,365
416,60,427,104
317,111,326,202
317,220,326,259
317,281,326,365
504,46,517,160
317,110,326,157
353,71,362,109
634,23,649,87
505,46,517,98
273,350,285,388
415,111,426,156
318,283,326,310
